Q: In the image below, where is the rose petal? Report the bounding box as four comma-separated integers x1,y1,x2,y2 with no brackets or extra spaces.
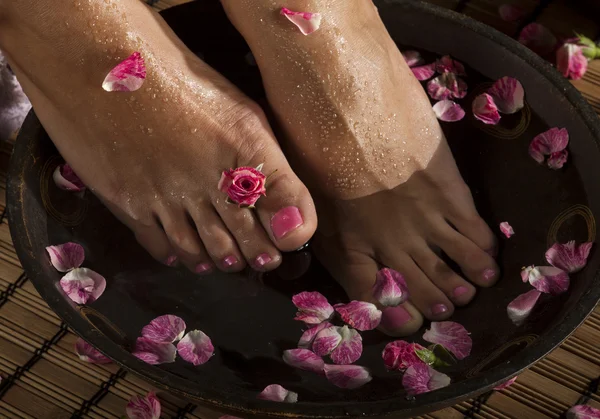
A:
557,43,589,81
432,100,465,122
280,7,322,36
335,301,382,331
102,52,146,92
518,23,558,56
141,315,187,344
494,376,517,390
373,268,410,307
292,291,334,325
488,77,525,114
529,127,569,167
422,321,472,360
547,150,569,169
298,321,332,349
402,363,451,395
521,265,570,295
75,338,112,364
312,325,343,357
46,242,85,272
546,241,593,273
53,164,86,193
507,289,542,325
567,405,600,419
428,73,468,101
499,222,515,238
59,268,106,305
323,364,372,389
382,340,426,371
402,50,423,67
257,384,298,403
498,4,525,22
126,391,161,419
472,93,501,125
330,326,362,365
133,337,176,365
411,63,436,81
176,330,214,366
218,167,267,207
435,55,466,76
282,349,325,374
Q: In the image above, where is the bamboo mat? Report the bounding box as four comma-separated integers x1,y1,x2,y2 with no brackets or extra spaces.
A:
1,0,600,418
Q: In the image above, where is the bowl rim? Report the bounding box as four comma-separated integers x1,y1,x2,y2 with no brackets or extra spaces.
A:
8,0,600,418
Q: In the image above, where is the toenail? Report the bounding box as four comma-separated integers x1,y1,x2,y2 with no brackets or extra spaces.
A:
453,286,470,298
255,253,272,268
380,306,412,331
166,255,178,267
483,268,497,282
271,206,304,240
432,304,449,316
223,255,239,268
195,263,213,274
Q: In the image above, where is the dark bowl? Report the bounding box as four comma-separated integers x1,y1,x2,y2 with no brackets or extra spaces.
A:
8,1,600,418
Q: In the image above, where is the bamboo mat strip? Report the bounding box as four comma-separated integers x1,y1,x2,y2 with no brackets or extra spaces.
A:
0,0,599,418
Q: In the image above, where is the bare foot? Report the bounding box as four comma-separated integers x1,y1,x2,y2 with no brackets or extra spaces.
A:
1,0,317,273
224,0,499,335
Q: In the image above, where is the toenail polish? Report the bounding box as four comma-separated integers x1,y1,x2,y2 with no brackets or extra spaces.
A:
483,268,497,282
453,286,470,298
380,306,412,331
195,263,212,274
166,255,178,267
255,253,272,268
271,206,304,240
223,255,239,268
432,304,449,316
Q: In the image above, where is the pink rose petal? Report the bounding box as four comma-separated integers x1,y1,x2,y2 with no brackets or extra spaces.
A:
141,315,186,344
323,364,372,389
567,405,600,419
280,7,322,36
402,363,451,395
499,222,515,238
75,338,112,364
298,321,332,349
428,73,468,101
46,242,85,272
507,289,542,325
432,100,465,122
373,268,410,307
330,326,362,365
59,268,106,305
498,4,525,22
257,384,298,403
518,23,558,56
422,321,472,360
292,291,334,325
521,265,570,295
176,330,214,366
335,301,382,331
312,325,343,357
126,391,161,419
435,55,466,76
546,241,593,273
557,43,589,81
529,127,569,168
53,164,86,193
102,52,146,92
382,340,426,371
488,76,525,114
494,376,517,390
402,50,424,67
282,348,325,374
218,167,267,207
411,63,436,81
472,93,501,125
133,337,176,365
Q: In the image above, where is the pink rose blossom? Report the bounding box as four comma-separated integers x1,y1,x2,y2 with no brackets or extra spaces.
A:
557,43,589,80
218,166,266,207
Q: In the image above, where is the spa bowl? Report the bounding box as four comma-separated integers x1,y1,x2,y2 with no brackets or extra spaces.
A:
8,1,600,417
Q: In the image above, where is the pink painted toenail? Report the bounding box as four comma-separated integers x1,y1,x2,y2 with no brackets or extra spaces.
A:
432,304,449,316
271,206,304,240
483,268,497,282
255,253,272,267
166,255,178,267
223,255,239,268
195,263,212,274
380,306,412,331
453,286,470,298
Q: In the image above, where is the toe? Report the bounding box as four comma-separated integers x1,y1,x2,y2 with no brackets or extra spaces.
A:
132,221,175,266
446,196,498,257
